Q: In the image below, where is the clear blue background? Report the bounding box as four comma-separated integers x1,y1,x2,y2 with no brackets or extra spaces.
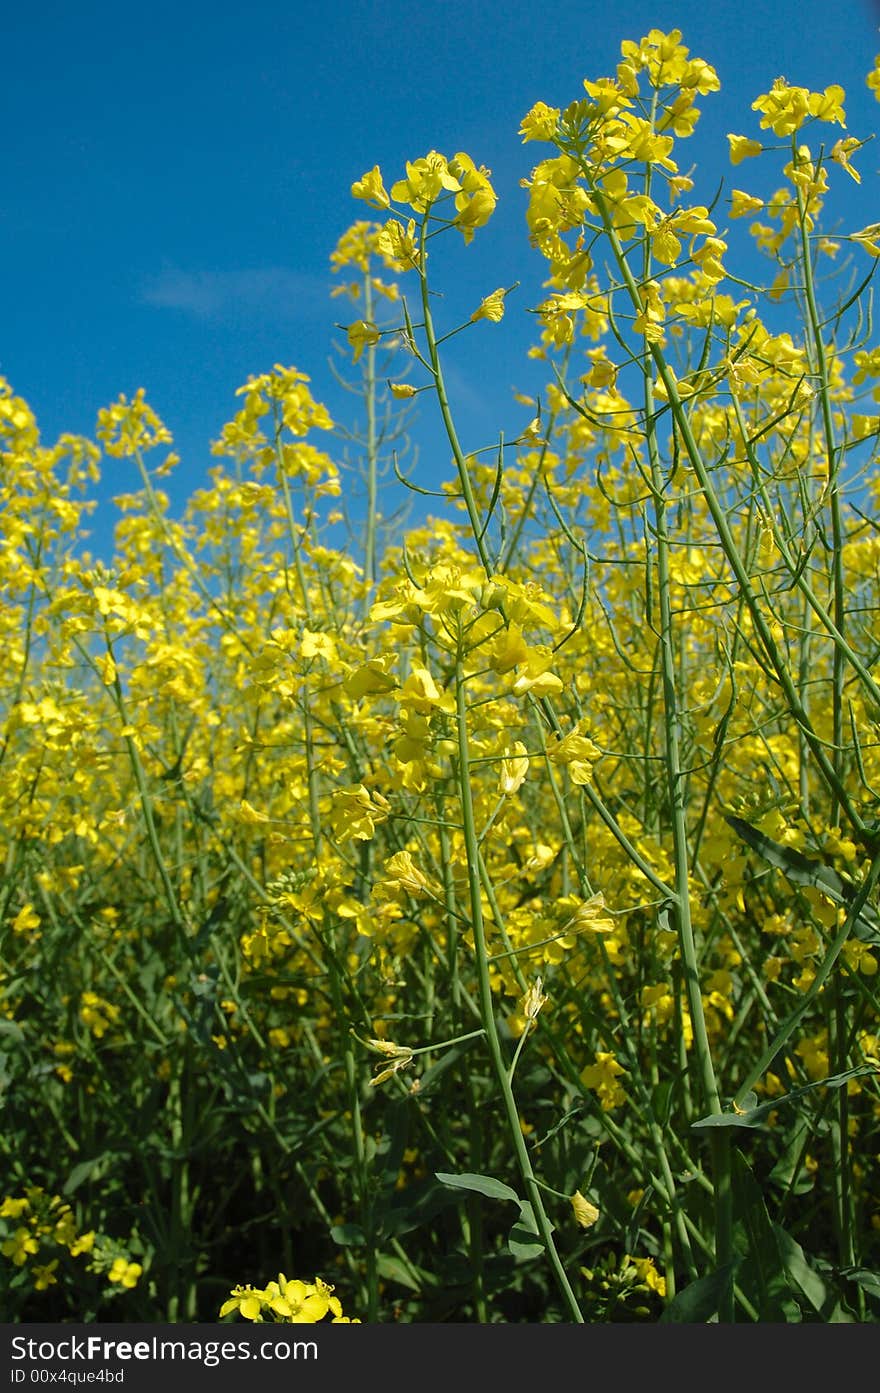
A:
4,0,880,553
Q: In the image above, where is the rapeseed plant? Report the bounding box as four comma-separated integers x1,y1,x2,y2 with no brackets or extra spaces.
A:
1,28,879,1322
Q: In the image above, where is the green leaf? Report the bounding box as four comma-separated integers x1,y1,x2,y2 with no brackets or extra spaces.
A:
434,1171,520,1203
384,1178,460,1237
651,1079,677,1127
841,1267,880,1302
659,1263,739,1322
330,1223,366,1246
63,1154,113,1195
508,1200,548,1262
531,1101,586,1149
691,1105,765,1130
373,1100,410,1195
417,1039,481,1094
724,814,880,943
693,1065,877,1130
768,1124,815,1194
375,1253,431,1293
772,1224,830,1316
731,1149,799,1321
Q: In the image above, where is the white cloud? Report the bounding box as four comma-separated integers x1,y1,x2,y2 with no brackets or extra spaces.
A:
141,266,327,319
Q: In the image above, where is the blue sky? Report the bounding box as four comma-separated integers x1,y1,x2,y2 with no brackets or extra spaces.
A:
4,0,880,555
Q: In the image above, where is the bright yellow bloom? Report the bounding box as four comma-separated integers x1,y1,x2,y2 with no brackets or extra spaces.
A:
470,288,509,323
500,742,530,797
1,1228,39,1265
96,388,172,458
852,223,880,257
10,903,40,935
448,152,497,242
365,1037,415,1086
520,101,560,142
571,1192,600,1229
219,1285,266,1320
351,165,391,209
108,1259,142,1288
727,133,763,164
752,79,845,136
730,189,764,218
377,849,433,898
300,630,338,663
328,785,391,842
0,1198,30,1220
79,992,121,1039
32,1260,59,1290
397,665,455,713
627,1255,667,1297
220,1276,350,1323
831,137,862,183
391,151,460,211
375,218,421,271
547,723,601,785
581,1052,627,1111
346,319,381,363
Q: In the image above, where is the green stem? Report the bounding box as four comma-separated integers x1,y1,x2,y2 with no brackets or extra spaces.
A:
454,651,583,1321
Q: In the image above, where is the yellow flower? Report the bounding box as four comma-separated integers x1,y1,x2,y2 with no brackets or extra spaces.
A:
571,1192,600,1229
221,1276,347,1323
108,1259,142,1288
510,647,563,697
300,630,338,663
831,137,862,183
276,1276,343,1322
500,742,530,797
808,84,846,124
79,992,121,1039
365,1037,415,1087
519,101,560,142
727,133,763,164
547,723,601,786
10,903,40,935
448,152,497,242
730,189,764,218
581,1052,627,1111
521,976,548,1027
343,655,398,699
470,287,509,323
328,784,391,842
32,1261,59,1291
0,1198,30,1220
377,849,433,898
559,894,615,936
391,151,460,211
752,79,845,137
852,223,880,257
397,666,455,713
96,388,172,458
626,1255,666,1297
346,320,381,363
219,1285,266,1321
489,623,530,674
1,1228,39,1266
375,218,421,271
351,165,391,210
